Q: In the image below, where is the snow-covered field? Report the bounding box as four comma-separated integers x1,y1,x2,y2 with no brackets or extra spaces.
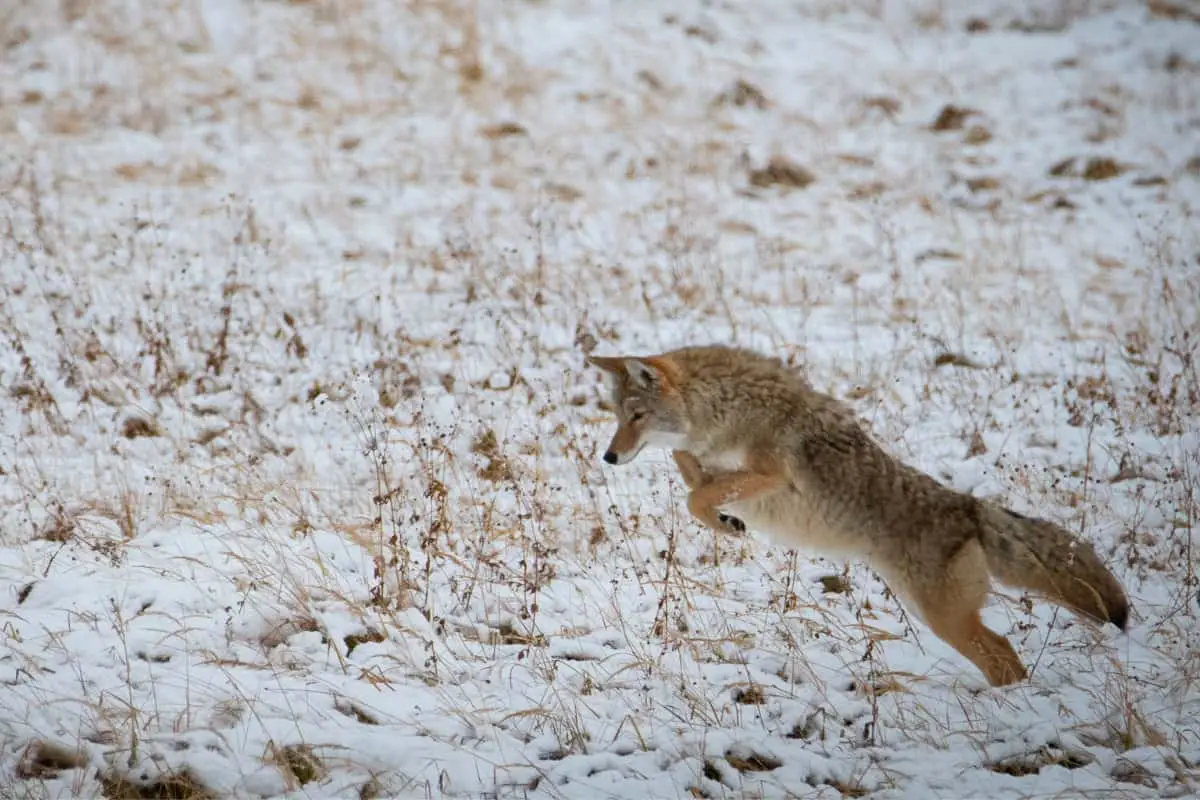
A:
1,0,1198,797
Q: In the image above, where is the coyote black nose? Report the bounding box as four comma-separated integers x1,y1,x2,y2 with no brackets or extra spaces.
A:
603,451,618,464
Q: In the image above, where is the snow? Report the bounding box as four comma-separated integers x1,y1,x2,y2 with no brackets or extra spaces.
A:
1,0,1198,797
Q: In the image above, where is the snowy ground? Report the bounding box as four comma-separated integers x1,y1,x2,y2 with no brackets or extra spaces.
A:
1,0,1198,797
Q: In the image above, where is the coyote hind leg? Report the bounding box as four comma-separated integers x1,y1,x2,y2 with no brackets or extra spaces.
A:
910,540,1028,687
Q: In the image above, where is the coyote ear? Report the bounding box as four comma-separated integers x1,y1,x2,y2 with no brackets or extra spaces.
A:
585,354,625,375
624,358,665,391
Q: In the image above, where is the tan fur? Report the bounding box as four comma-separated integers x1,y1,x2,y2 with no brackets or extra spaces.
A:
588,345,1131,687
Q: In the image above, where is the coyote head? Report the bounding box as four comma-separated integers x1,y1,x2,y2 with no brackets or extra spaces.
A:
585,354,689,464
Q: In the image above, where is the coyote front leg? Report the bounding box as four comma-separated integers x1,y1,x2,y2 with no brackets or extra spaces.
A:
686,470,787,536
672,450,710,490
672,451,749,534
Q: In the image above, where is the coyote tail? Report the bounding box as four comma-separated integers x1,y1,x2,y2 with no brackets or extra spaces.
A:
980,504,1130,630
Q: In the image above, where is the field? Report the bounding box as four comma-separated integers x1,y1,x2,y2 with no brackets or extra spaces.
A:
1,0,1198,797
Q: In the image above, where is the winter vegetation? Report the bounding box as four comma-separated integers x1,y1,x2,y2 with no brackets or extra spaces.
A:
1,0,1198,797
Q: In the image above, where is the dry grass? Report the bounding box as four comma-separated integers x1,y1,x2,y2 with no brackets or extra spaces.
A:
0,0,1197,796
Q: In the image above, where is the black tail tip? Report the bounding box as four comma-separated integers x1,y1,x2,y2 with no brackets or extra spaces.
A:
1110,603,1129,632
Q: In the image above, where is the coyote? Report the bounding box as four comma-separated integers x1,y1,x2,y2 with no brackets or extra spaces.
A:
586,345,1130,686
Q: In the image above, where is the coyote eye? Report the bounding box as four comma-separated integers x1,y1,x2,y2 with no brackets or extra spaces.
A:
628,410,646,423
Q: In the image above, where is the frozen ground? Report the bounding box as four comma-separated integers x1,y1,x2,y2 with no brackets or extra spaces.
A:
1,0,1198,797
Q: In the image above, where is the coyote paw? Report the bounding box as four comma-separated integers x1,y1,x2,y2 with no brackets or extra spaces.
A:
718,513,746,534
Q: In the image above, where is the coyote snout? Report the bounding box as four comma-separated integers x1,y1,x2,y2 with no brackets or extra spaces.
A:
586,344,1132,688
